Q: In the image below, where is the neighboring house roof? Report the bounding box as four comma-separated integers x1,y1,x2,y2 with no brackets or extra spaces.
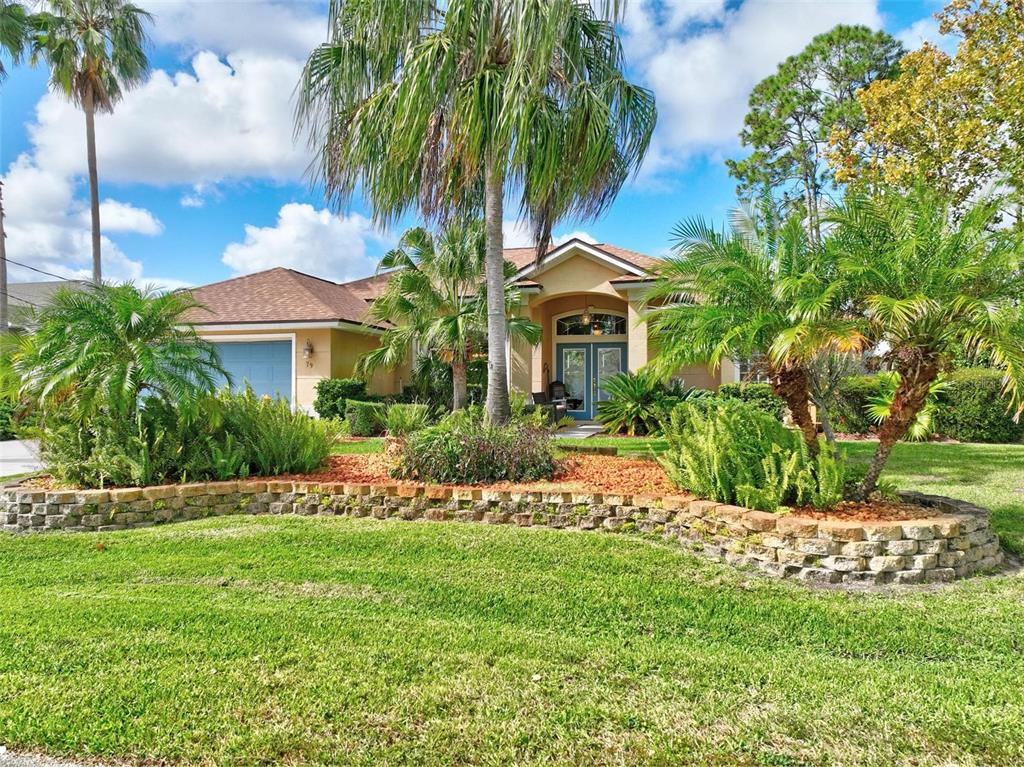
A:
182,267,386,329
5,280,90,329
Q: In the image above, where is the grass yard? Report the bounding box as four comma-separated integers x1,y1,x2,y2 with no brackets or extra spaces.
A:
1,515,1023,767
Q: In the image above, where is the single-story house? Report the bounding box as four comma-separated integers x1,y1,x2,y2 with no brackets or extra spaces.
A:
3,279,90,331
184,239,745,417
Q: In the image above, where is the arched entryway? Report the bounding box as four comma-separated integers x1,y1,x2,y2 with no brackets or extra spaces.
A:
530,294,629,420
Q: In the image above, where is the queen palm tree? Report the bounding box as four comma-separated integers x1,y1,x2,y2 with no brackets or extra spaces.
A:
644,203,848,454
13,283,226,421
356,220,540,410
31,0,151,284
788,185,1024,498
295,0,655,424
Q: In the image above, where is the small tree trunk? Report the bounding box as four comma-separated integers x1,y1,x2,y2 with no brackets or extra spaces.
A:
815,397,840,458
772,363,818,455
451,357,468,411
483,159,510,425
85,104,102,284
0,181,8,332
856,362,940,500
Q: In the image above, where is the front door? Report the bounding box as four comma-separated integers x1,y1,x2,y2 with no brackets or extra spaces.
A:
556,342,626,420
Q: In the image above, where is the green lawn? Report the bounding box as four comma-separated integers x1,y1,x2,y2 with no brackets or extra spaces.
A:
1,515,1023,767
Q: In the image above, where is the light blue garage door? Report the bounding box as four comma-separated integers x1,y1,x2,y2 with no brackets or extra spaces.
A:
212,341,292,402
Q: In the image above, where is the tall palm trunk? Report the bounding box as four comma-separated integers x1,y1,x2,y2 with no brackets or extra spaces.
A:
85,103,102,284
452,356,468,411
772,363,818,455
856,361,940,500
483,160,509,425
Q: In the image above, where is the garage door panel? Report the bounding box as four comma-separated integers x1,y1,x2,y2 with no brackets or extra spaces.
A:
212,341,292,402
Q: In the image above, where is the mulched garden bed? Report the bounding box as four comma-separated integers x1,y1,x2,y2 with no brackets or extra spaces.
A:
273,453,678,496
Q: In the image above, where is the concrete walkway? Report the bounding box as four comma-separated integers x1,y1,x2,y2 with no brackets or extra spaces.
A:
0,439,43,479
553,424,604,439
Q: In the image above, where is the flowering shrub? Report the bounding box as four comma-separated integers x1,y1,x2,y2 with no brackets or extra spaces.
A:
393,413,556,484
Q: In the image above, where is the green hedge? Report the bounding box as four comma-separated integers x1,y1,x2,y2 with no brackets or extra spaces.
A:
933,368,1024,444
0,400,16,441
344,400,387,437
716,382,785,420
833,375,882,435
313,378,367,420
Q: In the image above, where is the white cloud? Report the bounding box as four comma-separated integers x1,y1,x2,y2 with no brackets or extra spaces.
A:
149,0,325,59
896,16,958,55
88,200,164,235
625,0,884,176
502,219,596,249
27,51,309,186
222,203,387,282
1,155,170,284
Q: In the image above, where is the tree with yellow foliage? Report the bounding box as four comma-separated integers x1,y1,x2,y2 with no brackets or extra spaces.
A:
831,0,1024,220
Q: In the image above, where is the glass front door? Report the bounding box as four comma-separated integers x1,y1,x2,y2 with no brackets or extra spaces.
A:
556,342,626,419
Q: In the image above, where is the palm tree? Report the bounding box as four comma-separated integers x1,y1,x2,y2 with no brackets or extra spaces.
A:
31,0,151,284
0,0,28,81
644,204,846,454
295,0,655,424
356,221,541,410
13,283,226,421
796,185,1024,498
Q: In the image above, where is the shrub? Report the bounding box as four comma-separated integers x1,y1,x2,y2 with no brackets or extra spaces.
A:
0,400,16,440
381,403,432,437
395,415,556,484
345,399,387,437
313,378,367,419
833,375,882,434
934,368,1024,443
35,389,336,488
716,382,784,420
596,371,710,436
219,389,337,476
659,399,845,512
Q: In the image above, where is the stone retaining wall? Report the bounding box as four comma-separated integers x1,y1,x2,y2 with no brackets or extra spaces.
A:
0,481,1002,585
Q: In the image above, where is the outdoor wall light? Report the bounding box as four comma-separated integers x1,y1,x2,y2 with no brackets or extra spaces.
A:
303,339,314,361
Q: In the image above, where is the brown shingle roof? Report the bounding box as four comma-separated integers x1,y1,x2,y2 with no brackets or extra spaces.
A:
182,267,384,328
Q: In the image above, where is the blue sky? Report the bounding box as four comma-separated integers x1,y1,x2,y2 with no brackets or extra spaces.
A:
0,0,952,289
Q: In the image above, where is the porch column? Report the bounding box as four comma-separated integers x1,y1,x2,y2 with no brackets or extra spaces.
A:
530,304,544,393
627,299,647,372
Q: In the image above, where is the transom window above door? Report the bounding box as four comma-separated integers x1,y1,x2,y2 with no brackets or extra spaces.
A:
555,313,626,336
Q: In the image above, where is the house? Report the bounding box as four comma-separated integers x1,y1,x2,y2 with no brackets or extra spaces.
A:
184,239,743,416
3,280,90,331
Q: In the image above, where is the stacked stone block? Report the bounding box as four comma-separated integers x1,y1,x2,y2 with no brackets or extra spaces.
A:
0,480,1002,585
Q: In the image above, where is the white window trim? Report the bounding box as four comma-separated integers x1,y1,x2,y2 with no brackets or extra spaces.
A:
200,332,297,412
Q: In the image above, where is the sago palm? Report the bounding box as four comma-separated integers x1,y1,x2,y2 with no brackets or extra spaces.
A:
13,283,226,421
791,185,1024,498
356,221,541,410
31,0,151,283
645,204,843,453
295,0,655,424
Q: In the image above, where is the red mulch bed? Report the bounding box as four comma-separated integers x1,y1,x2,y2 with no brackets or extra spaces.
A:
278,453,679,496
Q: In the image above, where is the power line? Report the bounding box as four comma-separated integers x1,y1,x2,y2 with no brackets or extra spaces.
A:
1,256,76,283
